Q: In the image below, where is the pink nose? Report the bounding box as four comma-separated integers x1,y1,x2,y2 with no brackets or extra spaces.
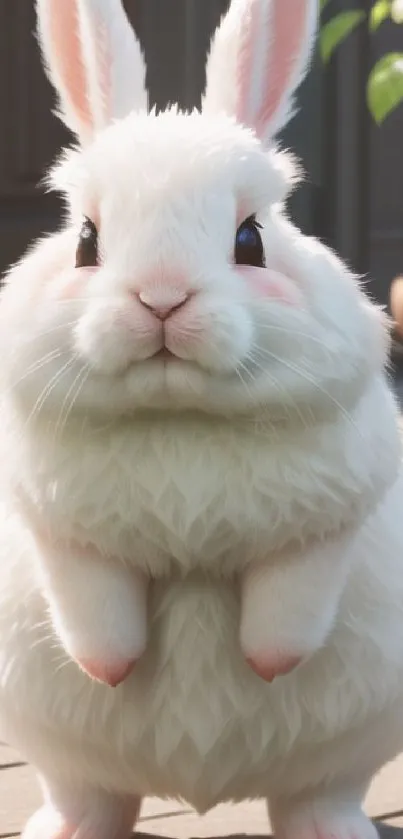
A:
138,290,189,320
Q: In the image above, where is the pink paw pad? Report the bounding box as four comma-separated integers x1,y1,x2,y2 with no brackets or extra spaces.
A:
245,653,302,682
77,658,137,687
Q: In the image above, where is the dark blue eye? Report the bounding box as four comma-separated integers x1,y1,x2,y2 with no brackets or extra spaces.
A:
76,217,99,268
235,216,265,267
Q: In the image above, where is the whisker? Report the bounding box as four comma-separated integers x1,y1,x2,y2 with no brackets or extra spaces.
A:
55,657,74,675
253,343,318,374
234,359,284,437
248,347,316,431
21,356,78,436
257,347,365,442
30,632,58,651
257,323,333,352
4,348,68,396
33,320,77,340
234,361,255,405
42,297,94,306
52,361,91,443
246,350,306,431
240,356,285,438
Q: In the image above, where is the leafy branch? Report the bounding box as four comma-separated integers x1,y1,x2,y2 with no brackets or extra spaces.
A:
320,0,403,124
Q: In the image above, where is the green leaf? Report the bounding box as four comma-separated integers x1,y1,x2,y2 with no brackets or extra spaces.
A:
320,0,330,9
320,11,366,63
367,52,403,123
369,0,391,31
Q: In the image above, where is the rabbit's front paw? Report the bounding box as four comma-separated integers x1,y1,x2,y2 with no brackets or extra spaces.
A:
37,540,148,687
241,537,355,682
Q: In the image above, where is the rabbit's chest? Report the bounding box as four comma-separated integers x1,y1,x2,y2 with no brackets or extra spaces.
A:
27,429,281,575
18,415,370,575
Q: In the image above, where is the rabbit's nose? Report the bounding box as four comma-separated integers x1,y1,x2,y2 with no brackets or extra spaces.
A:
137,289,190,320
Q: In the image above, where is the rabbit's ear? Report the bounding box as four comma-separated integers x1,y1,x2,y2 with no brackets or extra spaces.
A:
202,0,317,144
36,0,148,145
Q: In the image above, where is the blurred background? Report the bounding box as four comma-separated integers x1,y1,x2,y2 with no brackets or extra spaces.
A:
0,0,402,346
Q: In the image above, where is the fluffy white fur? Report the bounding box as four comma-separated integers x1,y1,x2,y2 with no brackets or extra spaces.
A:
1,0,403,837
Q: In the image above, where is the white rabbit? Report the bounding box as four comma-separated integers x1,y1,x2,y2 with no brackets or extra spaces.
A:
0,0,403,838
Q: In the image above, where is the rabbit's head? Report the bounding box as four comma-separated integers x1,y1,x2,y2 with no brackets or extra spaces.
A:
0,0,388,423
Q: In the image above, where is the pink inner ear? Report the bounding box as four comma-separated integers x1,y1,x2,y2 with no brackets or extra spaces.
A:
45,0,92,135
237,0,309,137
237,0,262,128
80,7,112,128
256,0,308,135
96,26,112,128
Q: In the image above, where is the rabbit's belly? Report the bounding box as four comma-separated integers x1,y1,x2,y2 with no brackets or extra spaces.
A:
69,577,284,808
37,574,403,810
2,549,403,812
119,577,280,807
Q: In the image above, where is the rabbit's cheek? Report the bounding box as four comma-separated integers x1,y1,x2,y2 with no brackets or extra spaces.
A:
236,266,302,307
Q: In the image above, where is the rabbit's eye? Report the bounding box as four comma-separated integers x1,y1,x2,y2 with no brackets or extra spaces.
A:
235,216,265,268
76,217,99,268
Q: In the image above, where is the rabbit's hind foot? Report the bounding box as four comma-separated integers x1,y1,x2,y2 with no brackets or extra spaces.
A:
22,784,141,839
270,791,378,839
